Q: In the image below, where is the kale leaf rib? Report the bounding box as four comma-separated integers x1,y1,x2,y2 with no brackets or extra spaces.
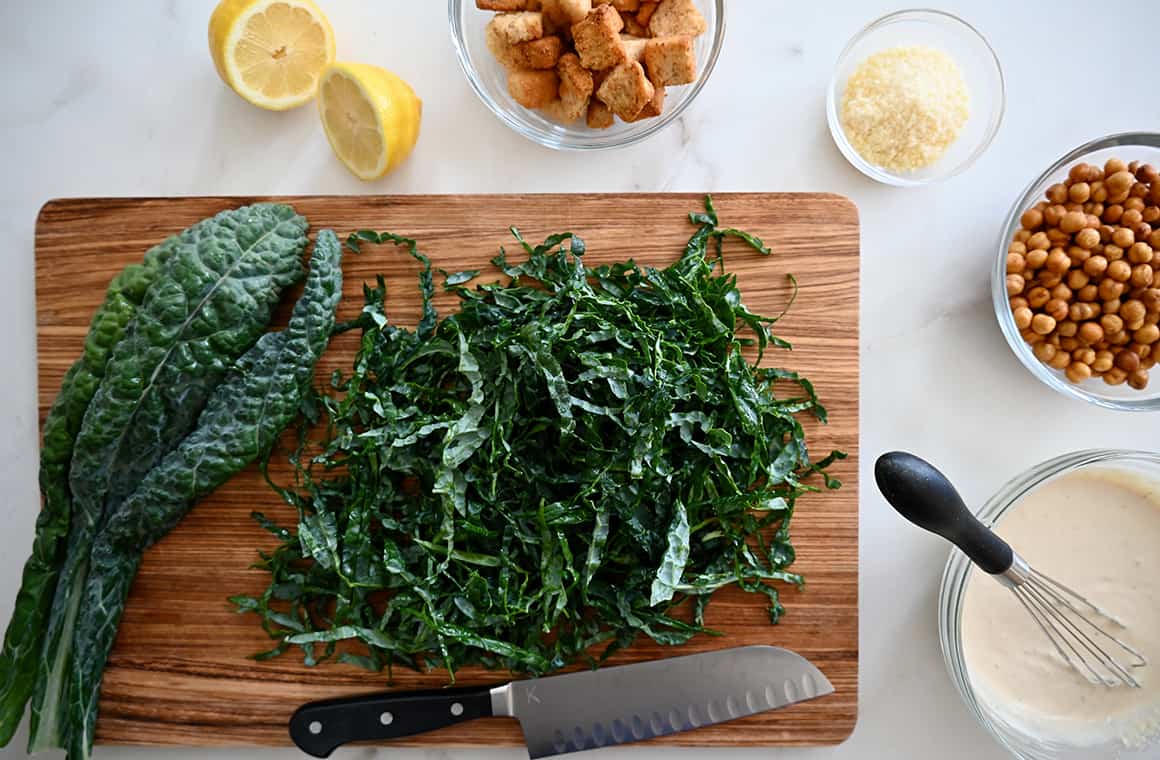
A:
62,230,342,760
29,204,309,752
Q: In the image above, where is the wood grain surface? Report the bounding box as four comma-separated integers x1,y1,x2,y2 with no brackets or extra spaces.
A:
34,194,859,750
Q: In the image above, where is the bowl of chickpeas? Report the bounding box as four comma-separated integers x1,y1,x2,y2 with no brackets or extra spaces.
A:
995,132,1160,411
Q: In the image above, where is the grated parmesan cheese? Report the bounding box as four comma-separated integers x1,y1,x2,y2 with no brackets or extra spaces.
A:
840,46,969,173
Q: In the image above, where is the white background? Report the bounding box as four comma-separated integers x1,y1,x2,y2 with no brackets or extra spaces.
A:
2,1,1159,758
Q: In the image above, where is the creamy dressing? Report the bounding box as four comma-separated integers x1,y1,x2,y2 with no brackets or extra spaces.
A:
961,469,1160,748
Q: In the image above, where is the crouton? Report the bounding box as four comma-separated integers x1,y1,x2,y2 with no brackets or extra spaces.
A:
647,0,706,36
623,16,647,36
595,59,654,120
508,68,560,107
586,99,615,128
541,0,592,26
486,18,522,68
624,78,664,121
512,35,564,68
493,11,545,44
620,35,647,62
637,1,658,25
571,5,626,70
643,35,696,85
476,0,531,9
555,52,594,121
542,98,584,124
591,66,612,91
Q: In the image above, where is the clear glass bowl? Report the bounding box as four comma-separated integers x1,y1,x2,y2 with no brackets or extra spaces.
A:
448,0,725,150
939,449,1160,760
993,133,1160,412
826,9,1004,186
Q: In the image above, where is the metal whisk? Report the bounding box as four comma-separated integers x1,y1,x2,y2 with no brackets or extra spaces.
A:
875,452,1148,689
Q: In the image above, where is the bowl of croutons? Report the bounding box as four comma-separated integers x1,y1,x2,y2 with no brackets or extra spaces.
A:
451,0,724,150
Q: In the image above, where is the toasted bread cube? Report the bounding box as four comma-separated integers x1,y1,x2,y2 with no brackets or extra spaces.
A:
595,59,654,120
623,16,647,36
624,78,664,121
486,18,522,68
572,5,626,70
648,0,706,36
554,52,594,121
476,0,531,9
509,68,560,107
620,35,647,62
637,1,658,25
644,35,696,85
541,0,592,26
591,66,612,91
541,98,583,124
586,100,615,128
493,11,545,44
511,35,564,68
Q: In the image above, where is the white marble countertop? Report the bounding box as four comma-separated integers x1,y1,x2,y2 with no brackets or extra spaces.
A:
2,1,1158,758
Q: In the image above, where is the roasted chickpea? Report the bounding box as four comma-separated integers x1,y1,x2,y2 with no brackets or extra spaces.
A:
1068,245,1092,265
1107,260,1132,282
1136,222,1153,240
1073,347,1096,365
1066,362,1093,383
1143,289,1160,311
1021,208,1043,229
1104,244,1124,261
1076,227,1100,250
1128,369,1150,390
1007,253,1026,274
1050,284,1072,301
1026,249,1048,269
1098,279,1125,301
1125,197,1147,213
1049,350,1072,369
1046,228,1071,246
1115,349,1140,372
1069,164,1090,183
1150,230,1160,249
1104,367,1128,385
1045,249,1070,274
1131,264,1155,288
1112,331,1133,346
1067,270,1090,290
1033,342,1057,362
1122,209,1144,228
1103,299,1122,315
1013,306,1033,329
1086,202,1106,218
1151,183,1160,204
1108,170,1136,195
1112,227,1135,248
1059,210,1086,234
1127,241,1153,263
1106,158,1128,175
1143,206,1160,224
1093,350,1115,372
1091,181,1109,203
1057,320,1078,337
1015,229,1032,243
1038,272,1063,288
1083,255,1109,277
1028,231,1051,250
1044,205,1066,226
1104,204,1125,224
1045,298,1069,321
1102,313,1125,335
1137,324,1160,344
1010,296,1029,310
1131,182,1150,199
1060,336,1080,351
1078,284,1100,302
1077,321,1104,344
1122,299,1148,324
1031,314,1056,335
1068,182,1091,203
1046,183,1068,204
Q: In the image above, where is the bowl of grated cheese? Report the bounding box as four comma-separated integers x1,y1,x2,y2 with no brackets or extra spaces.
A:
826,9,1005,186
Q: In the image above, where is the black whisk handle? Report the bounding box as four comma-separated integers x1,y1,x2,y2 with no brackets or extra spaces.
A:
875,452,1014,575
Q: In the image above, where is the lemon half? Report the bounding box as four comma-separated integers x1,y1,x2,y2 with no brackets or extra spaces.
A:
318,62,422,181
209,0,336,111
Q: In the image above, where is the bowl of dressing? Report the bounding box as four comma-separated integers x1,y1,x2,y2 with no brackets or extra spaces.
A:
940,450,1160,759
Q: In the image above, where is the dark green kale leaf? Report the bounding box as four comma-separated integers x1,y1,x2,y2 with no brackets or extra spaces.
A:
237,198,844,680
30,204,309,752
63,230,343,760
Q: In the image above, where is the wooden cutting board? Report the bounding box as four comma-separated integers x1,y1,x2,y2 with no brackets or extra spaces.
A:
34,194,859,750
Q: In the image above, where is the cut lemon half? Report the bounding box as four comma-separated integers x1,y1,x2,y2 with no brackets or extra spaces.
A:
318,62,422,181
209,0,335,111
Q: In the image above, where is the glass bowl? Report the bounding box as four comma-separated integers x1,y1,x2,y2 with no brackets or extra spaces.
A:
939,449,1160,760
993,133,1160,412
826,9,1004,186
449,0,725,150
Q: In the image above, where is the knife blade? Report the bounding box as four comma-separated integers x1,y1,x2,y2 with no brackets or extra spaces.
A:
288,645,833,758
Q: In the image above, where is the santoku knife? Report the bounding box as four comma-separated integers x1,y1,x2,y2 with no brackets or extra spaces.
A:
289,645,834,758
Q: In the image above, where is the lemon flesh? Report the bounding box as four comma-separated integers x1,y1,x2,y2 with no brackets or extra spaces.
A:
318,63,422,181
209,0,335,111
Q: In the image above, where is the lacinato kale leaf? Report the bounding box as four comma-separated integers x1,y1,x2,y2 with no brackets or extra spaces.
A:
29,204,309,754
237,197,843,679
64,230,343,760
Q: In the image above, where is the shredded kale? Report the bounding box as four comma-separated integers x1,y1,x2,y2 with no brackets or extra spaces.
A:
236,197,844,678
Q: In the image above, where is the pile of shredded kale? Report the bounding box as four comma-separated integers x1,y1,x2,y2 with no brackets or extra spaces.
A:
235,198,843,677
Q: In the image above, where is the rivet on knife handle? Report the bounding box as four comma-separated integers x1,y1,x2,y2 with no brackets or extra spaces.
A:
288,684,495,758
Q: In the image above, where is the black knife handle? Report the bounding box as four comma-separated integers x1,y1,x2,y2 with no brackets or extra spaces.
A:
289,684,495,758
